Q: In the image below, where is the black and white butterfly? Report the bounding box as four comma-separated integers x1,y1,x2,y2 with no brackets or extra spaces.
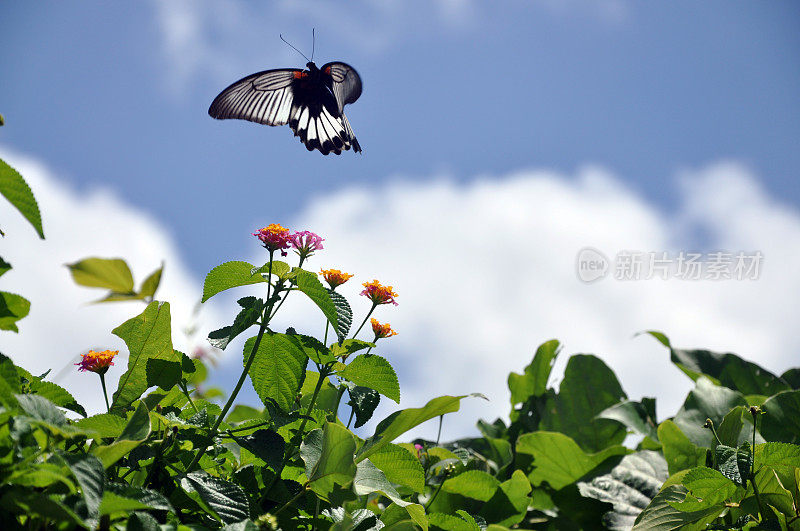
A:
208,60,362,155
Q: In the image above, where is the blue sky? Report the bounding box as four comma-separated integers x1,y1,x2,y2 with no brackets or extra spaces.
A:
2,1,799,438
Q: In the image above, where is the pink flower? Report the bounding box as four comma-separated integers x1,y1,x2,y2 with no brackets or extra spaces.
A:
253,224,292,256
76,350,118,375
290,230,324,259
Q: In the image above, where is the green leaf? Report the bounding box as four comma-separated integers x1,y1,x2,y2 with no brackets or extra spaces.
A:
75,414,127,439
92,402,151,468
508,339,560,404
301,422,357,499
0,490,84,527
668,347,790,396
60,452,105,525
428,513,480,531
0,157,44,238
146,358,181,391
138,263,163,299
28,378,86,417
6,463,76,490
760,390,800,444
0,256,11,277
127,511,160,531
516,431,628,490
339,354,400,403
208,296,264,350
16,393,66,426
598,399,659,441
657,420,707,476
245,332,308,412
353,458,411,506
202,261,266,302
577,450,668,530
631,484,724,529
672,377,748,447
356,395,467,462
181,472,250,524
752,466,795,518
300,370,339,413
441,469,500,501
670,467,738,511
230,429,284,470
110,301,176,412
717,405,746,447
715,444,751,487
540,354,628,452
781,368,800,390
754,442,800,473
0,291,30,332
347,385,381,428
295,269,348,342
66,257,134,292
250,260,290,280
369,443,425,493
479,469,532,527
328,288,352,343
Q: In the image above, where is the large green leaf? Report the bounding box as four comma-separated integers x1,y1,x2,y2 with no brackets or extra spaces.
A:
577,450,668,530
27,378,86,417
760,390,800,444
441,470,500,501
339,354,400,403
16,393,66,427
60,453,105,526
110,301,176,412
752,466,795,518
0,158,44,238
99,484,173,516
347,385,380,428
369,443,425,493
356,395,467,462
0,291,30,332
230,429,284,470
181,472,250,524
137,264,163,300
667,346,790,396
66,257,134,293
508,339,560,404
245,332,308,412
539,354,627,452
670,467,738,511
202,261,266,302
479,470,531,527
657,420,707,476
631,484,724,530
93,402,151,468
598,398,658,441
295,269,349,342
301,422,357,499
516,431,628,490
672,377,748,447
75,414,127,439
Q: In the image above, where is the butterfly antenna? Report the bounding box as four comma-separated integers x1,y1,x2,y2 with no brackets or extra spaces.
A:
280,34,310,62
311,28,316,62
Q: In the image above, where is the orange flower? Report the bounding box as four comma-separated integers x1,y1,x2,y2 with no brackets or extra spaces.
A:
76,350,118,374
361,280,398,306
320,268,354,289
370,318,397,339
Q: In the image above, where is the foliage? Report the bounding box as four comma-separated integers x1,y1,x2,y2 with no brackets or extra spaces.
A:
1,158,798,529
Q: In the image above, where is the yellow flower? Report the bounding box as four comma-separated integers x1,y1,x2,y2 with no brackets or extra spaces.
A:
76,350,118,374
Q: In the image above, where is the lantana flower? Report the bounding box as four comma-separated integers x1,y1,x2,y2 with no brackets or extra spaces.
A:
290,230,324,260
253,224,292,255
320,268,354,290
76,349,118,374
360,280,399,306
371,318,397,340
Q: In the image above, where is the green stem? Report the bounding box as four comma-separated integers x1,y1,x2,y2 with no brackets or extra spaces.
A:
179,380,199,414
750,410,765,521
331,385,346,423
346,409,355,429
187,254,276,472
353,303,377,338
324,322,329,345
268,255,305,320
436,415,443,446
424,479,445,512
274,483,309,515
99,373,110,413
295,367,328,441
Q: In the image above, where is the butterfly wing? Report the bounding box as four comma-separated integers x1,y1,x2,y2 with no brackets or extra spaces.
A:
208,69,299,126
322,62,362,113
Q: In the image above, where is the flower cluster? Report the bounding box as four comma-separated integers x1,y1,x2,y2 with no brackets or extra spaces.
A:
371,318,397,340
76,350,118,374
320,268,354,289
253,224,292,255
290,230,324,260
361,280,399,306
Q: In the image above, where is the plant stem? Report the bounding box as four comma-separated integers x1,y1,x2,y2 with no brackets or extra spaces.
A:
274,484,309,515
295,367,328,441
436,415,443,446
99,373,110,412
346,409,355,429
324,322,329,345
187,253,276,472
353,303,377,338
179,380,199,414
424,480,445,511
268,255,304,320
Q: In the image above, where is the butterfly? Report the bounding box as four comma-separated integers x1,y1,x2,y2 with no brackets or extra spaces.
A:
208,61,362,155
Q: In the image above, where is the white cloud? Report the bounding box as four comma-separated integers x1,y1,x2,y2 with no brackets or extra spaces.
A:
258,162,800,441
0,147,224,416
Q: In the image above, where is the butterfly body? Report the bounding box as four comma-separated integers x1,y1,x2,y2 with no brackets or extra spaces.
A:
209,61,362,155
